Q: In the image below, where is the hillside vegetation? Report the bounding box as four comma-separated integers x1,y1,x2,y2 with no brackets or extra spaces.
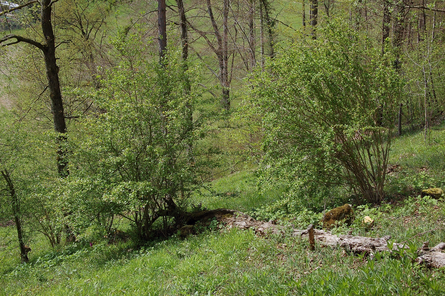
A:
1,127,445,295
1,0,445,294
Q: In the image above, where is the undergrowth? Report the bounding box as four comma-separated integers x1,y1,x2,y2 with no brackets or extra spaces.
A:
2,126,445,295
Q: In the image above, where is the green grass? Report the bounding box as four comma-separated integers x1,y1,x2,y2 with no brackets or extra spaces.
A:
2,123,445,295
2,197,445,295
190,170,285,212
386,122,445,197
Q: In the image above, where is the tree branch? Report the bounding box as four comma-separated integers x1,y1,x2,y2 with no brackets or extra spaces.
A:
0,0,38,17
0,35,45,51
407,5,445,13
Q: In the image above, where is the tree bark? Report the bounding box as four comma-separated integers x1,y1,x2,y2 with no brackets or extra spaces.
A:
176,0,193,162
158,0,167,62
310,0,318,39
382,0,391,55
302,0,306,28
204,0,231,110
393,0,407,71
1,170,29,263
41,0,68,178
259,0,275,58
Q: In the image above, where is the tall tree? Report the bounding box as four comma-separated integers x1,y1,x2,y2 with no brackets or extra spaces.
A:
382,0,391,55
176,0,193,161
259,0,275,58
188,0,231,110
0,0,68,178
310,0,318,39
158,0,167,61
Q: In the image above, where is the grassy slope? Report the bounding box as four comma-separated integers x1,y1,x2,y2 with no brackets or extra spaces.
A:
2,126,445,295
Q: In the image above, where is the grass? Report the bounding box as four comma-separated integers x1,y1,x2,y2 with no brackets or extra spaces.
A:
386,121,445,197
2,196,445,295
2,135,445,295
2,121,445,295
190,170,286,212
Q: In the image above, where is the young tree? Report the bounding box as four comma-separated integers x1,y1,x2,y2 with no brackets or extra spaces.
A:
67,35,206,240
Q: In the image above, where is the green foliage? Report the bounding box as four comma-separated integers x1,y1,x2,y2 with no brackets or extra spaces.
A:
2,205,445,295
249,19,403,205
65,34,206,240
0,111,64,248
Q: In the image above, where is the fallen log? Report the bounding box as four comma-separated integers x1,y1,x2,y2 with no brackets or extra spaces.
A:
212,211,445,268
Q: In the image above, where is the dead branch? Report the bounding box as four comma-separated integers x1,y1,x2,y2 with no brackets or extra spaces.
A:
406,5,445,13
0,0,37,17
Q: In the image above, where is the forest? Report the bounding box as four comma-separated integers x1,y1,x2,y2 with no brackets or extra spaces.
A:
1,0,445,294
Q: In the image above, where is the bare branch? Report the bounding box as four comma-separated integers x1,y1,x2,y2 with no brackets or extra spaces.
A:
0,35,44,50
187,20,218,54
49,0,61,6
0,0,38,17
407,5,445,13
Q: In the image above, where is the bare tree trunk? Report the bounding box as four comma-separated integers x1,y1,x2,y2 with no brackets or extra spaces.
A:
1,170,29,263
221,0,230,111
158,0,167,61
248,0,256,69
393,0,406,71
177,0,188,62
398,103,403,136
423,65,429,142
302,0,306,28
382,0,391,55
310,0,318,39
259,0,274,58
176,0,193,161
259,1,265,69
205,0,231,110
418,0,426,43
41,0,68,178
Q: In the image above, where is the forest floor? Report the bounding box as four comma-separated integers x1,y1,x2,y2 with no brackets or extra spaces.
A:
1,125,445,295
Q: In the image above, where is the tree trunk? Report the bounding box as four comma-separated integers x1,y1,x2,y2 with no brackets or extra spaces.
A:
382,0,391,55
302,0,306,28
398,103,403,136
310,0,318,39
176,0,193,161
158,0,167,61
259,0,275,58
393,0,406,71
205,0,231,111
248,0,256,69
1,170,29,263
221,0,230,111
41,0,68,178
259,1,265,69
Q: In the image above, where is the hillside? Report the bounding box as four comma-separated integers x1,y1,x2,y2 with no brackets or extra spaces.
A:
1,126,445,295
1,0,445,294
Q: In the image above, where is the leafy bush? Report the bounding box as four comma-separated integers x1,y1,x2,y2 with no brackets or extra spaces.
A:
66,33,207,241
250,20,403,205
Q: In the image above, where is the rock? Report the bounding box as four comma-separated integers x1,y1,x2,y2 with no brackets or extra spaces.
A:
322,204,354,229
421,188,443,199
362,216,374,228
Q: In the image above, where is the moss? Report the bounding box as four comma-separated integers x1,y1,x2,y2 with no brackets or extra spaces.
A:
421,188,443,199
322,204,354,229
